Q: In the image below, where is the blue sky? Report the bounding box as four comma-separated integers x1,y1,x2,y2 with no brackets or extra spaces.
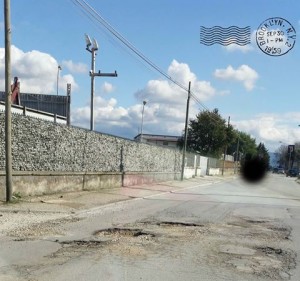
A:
1,0,300,152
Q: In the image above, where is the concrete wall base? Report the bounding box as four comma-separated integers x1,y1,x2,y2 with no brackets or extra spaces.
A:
0,171,180,200
122,172,180,186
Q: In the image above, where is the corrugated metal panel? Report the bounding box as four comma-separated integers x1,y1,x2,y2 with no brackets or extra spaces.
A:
0,92,5,101
0,92,69,117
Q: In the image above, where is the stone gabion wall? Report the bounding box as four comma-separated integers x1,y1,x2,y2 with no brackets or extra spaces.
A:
0,113,182,173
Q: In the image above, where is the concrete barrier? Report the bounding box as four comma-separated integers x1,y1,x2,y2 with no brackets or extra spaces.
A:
183,167,195,179
207,168,220,176
195,167,202,177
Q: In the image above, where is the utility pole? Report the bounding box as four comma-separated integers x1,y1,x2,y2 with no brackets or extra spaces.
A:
222,116,230,176
85,34,117,131
181,81,191,181
66,83,71,126
140,101,147,142
4,0,13,202
288,145,293,170
234,134,240,174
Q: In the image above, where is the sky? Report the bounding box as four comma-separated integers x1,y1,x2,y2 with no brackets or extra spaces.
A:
1,0,300,153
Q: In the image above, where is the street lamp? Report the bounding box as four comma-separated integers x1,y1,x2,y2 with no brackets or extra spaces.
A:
57,65,62,96
85,34,117,131
140,100,147,142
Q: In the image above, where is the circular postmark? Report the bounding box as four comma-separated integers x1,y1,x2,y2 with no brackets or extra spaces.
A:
256,17,296,56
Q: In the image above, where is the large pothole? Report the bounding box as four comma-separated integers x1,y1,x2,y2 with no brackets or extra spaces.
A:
152,221,204,227
60,240,106,247
93,227,156,239
46,217,296,280
92,227,157,249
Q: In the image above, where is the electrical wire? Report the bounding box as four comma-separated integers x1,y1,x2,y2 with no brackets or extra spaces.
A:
70,0,163,79
70,0,227,126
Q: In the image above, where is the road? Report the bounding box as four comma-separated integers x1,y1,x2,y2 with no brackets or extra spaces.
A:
1,173,300,281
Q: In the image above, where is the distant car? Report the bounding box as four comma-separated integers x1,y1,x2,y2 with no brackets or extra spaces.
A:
286,169,299,177
272,167,285,174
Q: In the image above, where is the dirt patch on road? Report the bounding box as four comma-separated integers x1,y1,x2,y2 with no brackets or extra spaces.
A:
7,216,82,238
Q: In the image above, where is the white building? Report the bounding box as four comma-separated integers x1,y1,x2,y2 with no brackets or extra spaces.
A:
134,134,181,148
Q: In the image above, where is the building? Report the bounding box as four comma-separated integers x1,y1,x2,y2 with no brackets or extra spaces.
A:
134,133,181,148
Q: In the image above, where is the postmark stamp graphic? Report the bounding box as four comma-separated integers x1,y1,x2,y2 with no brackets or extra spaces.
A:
256,17,296,56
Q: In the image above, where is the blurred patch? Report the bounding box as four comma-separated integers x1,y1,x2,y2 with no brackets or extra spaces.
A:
241,157,268,183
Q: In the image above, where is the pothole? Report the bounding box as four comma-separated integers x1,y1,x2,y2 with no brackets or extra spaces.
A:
268,226,291,240
60,240,105,247
44,218,296,280
224,218,292,242
154,221,204,227
257,246,284,256
245,219,269,224
93,228,156,239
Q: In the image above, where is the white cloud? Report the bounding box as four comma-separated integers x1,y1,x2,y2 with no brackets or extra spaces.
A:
59,74,79,93
135,60,216,104
72,96,132,131
101,82,115,94
72,60,216,138
214,64,259,91
218,90,231,96
0,45,78,94
234,113,300,152
224,44,254,53
62,60,88,74
223,31,256,53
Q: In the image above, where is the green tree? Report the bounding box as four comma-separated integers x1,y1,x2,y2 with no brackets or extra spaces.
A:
228,131,257,161
182,108,235,158
257,142,270,168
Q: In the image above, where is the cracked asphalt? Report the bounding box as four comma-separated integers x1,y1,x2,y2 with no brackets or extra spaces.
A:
1,174,300,281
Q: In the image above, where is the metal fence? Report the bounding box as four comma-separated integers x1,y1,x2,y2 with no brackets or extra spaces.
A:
0,92,70,120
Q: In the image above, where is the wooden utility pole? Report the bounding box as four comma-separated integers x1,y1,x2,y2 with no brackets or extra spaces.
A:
181,81,191,181
222,116,230,176
4,0,13,202
234,135,240,174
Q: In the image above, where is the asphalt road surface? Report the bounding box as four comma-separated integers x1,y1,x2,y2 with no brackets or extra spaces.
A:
1,173,300,281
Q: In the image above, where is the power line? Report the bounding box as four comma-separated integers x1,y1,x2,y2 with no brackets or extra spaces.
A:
70,0,161,78
72,0,181,86
70,0,232,128
70,0,211,110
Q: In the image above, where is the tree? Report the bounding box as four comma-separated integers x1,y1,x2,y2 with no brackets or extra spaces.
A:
275,145,288,168
276,142,300,170
293,142,300,169
182,108,235,158
239,142,269,182
227,131,257,161
257,142,270,168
